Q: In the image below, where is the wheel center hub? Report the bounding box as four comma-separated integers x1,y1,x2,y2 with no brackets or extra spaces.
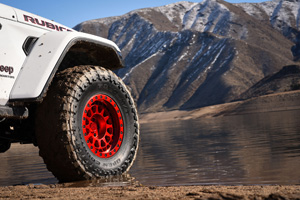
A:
94,116,107,139
90,122,97,131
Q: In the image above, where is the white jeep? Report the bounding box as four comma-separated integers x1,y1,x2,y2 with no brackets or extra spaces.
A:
0,3,139,182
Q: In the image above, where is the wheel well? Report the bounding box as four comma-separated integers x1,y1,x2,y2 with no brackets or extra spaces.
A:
57,40,124,72
8,39,124,105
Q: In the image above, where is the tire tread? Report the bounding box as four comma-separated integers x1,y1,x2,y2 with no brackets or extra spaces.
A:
36,65,139,182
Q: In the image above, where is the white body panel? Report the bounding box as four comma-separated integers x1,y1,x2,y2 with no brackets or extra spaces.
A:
0,3,16,21
0,5,19,105
0,17,46,105
0,3,121,105
10,31,120,100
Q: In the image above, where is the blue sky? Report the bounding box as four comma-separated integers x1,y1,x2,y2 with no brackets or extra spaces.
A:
1,0,266,28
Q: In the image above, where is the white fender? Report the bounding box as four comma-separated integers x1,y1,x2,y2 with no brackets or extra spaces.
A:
10,31,121,100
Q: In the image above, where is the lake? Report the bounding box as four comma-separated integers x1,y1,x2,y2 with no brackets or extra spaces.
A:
0,110,300,186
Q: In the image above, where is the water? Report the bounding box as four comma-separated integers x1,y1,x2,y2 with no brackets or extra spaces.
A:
0,110,300,186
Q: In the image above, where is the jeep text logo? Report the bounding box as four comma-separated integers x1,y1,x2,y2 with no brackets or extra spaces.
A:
23,15,72,32
0,65,14,75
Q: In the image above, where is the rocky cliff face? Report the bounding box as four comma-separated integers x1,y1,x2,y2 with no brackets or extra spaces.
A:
74,0,299,112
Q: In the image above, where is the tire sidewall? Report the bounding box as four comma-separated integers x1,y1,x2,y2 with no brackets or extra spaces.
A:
74,78,136,174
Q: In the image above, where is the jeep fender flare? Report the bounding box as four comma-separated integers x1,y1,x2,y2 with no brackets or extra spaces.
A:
10,31,123,102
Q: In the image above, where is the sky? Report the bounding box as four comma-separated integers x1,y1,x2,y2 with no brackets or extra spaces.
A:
0,0,267,28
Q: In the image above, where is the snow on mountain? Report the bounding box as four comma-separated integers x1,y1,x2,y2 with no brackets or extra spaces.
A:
155,1,197,26
183,0,231,33
237,0,300,40
74,0,298,112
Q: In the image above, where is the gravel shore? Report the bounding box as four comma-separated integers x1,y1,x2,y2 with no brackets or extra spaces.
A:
1,184,300,200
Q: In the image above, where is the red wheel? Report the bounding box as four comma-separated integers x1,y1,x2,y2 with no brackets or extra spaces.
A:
82,94,124,158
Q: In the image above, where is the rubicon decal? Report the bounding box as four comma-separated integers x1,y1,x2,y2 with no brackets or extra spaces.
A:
0,65,14,75
23,15,72,32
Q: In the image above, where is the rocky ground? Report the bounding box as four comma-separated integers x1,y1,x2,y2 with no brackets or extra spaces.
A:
0,184,300,200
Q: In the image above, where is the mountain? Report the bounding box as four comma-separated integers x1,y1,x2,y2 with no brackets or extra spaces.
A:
236,0,300,60
74,0,298,112
239,65,300,99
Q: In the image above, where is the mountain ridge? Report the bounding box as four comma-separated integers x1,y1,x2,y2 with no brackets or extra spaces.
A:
239,65,300,99
74,0,299,112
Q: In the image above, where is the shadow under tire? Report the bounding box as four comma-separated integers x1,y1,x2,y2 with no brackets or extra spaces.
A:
35,66,139,182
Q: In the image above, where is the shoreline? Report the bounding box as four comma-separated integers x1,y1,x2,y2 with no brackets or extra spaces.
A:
1,184,299,199
140,90,300,123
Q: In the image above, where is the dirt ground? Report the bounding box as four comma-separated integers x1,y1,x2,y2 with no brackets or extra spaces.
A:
0,184,299,200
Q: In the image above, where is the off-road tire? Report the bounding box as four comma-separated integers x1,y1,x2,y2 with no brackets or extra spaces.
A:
35,66,139,182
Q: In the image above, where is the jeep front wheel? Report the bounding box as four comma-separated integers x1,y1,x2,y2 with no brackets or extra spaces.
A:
35,66,139,182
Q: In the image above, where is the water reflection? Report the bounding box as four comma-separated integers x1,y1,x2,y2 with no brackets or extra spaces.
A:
0,143,57,186
130,110,300,186
0,110,299,186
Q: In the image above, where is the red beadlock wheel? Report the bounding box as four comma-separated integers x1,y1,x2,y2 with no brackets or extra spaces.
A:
82,94,124,158
36,66,139,182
